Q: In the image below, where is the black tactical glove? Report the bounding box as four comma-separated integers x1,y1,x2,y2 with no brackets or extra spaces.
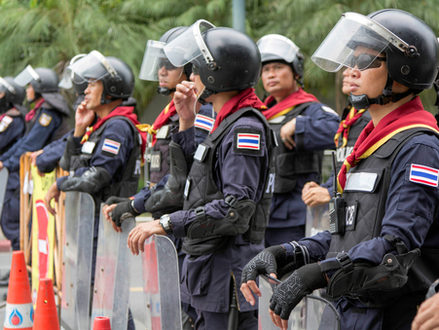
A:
241,245,290,284
270,263,326,320
105,196,130,205
110,200,139,227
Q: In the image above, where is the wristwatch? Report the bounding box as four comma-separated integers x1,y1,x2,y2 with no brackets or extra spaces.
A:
159,214,173,234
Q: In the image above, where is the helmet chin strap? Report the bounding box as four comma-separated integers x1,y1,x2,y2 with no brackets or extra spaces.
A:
349,74,414,109
197,87,216,105
157,86,176,96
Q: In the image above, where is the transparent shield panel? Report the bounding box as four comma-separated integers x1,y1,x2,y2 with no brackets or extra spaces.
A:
156,235,182,330
91,208,135,330
305,204,330,237
60,192,95,330
0,168,8,217
131,235,182,330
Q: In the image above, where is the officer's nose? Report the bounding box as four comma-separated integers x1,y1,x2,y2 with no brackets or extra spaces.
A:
158,66,167,77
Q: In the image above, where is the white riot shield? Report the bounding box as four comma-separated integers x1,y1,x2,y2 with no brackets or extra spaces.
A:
130,234,182,330
0,168,8,216
258,276,340,330
61,192,95,330
305,204,330,237
91,208,135,330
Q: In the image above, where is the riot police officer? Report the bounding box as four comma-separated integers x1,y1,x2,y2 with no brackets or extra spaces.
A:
0,66,70,250
31,54,89,174
127,20,274,329
103,26,214,228
302,67,371,206
257,34,339,245
241,9,439,330
0,77,26,155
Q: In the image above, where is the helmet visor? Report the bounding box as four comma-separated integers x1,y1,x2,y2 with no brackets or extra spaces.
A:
14,65,40,87
69,50,117,84
164,19,215,67
59,53,86,89
0,77,15,94
257,34,300,63
311,12,411,72
139,40,183,81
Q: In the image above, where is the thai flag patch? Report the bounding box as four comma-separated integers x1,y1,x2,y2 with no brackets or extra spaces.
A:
409,164,439,187
237,133,260,150
194,114,215,132
102,138,121,155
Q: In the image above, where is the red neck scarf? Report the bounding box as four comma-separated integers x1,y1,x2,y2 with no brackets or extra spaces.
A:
25,98,45,122
211,88,266,133
337,96,439,192
148,100,177,145
81,106,139,143
334,107,367,148
262,88,318,120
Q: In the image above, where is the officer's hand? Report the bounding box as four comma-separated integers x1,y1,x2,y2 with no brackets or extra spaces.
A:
412,292,439,330
280,118,296,150
44,182,60,215
240,245,288,306
107,200,138,228
74,100,95,137
302,182,331,206
102,203,121,232
174,81,197,131
0,161,3,170
105,196,130,205
127,220,165,255
269,263,326,330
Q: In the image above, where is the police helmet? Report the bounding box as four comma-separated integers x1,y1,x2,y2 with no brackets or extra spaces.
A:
257,34,304,80
312,9,438,90
191,27,260,93
30,68,59,94
0,77,25,107
71,51,134,101
367,9,438,90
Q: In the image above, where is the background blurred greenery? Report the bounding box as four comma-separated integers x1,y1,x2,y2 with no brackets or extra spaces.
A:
0,0,438,120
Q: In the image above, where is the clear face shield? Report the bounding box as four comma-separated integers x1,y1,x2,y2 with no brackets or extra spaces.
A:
14,65,40,87
0,77,15,97
257,34,300,63
164,19,216,68
138,40,183,81
58,54,87,89
311,12,412,72
69,50,118,85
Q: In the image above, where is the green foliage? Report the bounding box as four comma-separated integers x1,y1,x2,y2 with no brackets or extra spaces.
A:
0,0,438,116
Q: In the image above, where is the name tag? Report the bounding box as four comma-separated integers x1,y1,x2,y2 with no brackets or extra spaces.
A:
81,141,96,154
194,144,208,162
156,125,169,139
344,172,378,192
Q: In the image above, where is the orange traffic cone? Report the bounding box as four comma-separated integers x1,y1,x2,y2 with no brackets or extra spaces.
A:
92,316,111,330
3,251,33,330
32,278,59,330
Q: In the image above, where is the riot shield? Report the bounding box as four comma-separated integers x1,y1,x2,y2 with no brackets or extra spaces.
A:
305,204,330,237
91,208,135,329
60,192,95,330
0,168,8,217
258,276,340,330
130,234,182,330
